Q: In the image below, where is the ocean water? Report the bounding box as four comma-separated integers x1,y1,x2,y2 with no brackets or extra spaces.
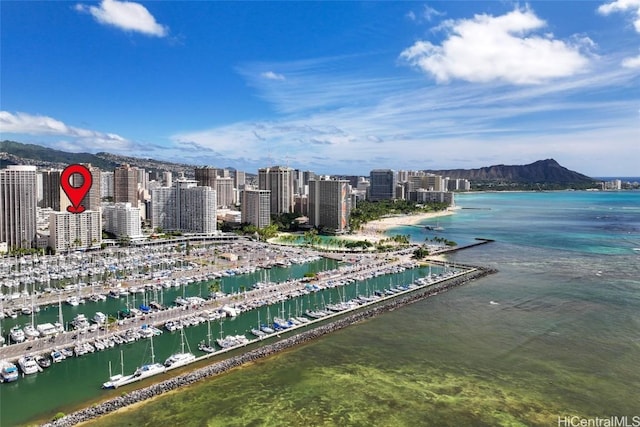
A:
31,191,640,426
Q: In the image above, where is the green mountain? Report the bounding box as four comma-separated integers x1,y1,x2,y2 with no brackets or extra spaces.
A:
0,140,191,174
426,159,597,190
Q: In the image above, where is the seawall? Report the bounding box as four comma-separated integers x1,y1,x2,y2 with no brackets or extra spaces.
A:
42,266,497,427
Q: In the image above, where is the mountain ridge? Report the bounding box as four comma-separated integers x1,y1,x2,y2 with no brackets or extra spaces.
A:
425,159,595,184
2,141,596,186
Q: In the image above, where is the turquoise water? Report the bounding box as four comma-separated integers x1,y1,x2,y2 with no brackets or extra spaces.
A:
5,191,640,426
85,190,639,427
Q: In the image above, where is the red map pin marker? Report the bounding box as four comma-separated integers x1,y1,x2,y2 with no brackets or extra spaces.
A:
60,164,93,214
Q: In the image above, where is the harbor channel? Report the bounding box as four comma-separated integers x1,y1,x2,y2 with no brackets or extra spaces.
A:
1,243,491,426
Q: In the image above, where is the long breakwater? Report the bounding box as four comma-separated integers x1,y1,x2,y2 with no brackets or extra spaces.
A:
43,265,496,427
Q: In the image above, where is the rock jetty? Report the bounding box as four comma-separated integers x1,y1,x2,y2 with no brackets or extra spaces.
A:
43,266,496,427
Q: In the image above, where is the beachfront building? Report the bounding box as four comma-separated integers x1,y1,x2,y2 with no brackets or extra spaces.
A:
308,177,351,233
0,165,38,250
103,202,143,238
258,166,294,215
411,189,455,206
447,178,471,191
242,189,271,228
49,210,102,252
368,169,396,201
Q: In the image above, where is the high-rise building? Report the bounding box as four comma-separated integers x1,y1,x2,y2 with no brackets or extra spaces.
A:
114,164,138,207
151,187,176,231
233,170,245,190
39,169,62,211
179,183,217,234
0,165,38,249
71,164,101,212
258,166,293,215
242,189,271,228
151,179,216,233
194,167,220,188
369,169,396,201
49,210,101,252
216,177,234,208
308,178,351,233
162,171,172,188
232,170,246,205
101,171,114,199
103,202,143,238
136,168,149,194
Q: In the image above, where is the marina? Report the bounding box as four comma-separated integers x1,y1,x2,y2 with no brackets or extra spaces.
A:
0,240,477,425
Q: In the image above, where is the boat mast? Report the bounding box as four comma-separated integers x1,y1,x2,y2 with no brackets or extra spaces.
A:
58,294,64,331
150,335,156,364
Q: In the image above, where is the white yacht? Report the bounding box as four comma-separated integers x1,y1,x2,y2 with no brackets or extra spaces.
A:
92,312,107,325
10,326,25,343
71,314,90,330
18,355,42,375
164,352,196,369
66,296,80,306
164,329,196,369
0,361,19,383
50,349,66,363
24,324,40,340
133,362,166,379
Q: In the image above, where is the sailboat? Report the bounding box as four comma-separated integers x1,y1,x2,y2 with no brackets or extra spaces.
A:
198,320,216,353
260,307,275,334
103,335,166,388
164,328,196,369
251,311,267,338
133,334,166,378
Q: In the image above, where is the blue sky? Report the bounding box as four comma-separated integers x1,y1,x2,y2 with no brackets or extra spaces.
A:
1,1,638,176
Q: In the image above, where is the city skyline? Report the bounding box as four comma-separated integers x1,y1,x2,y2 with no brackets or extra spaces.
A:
1,1,639,176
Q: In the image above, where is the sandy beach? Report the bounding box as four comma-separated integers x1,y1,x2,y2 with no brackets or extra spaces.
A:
354,208,456,241
271,208,456,247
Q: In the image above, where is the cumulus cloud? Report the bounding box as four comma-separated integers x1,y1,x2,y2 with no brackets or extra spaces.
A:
598,0,640,67
400,7,590,84
598,0,640,32
75,0,168,37
0,111,132,151
261,71,286,81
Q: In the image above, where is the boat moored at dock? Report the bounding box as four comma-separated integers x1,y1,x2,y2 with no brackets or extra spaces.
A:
0,360,19,382
18,355,42,375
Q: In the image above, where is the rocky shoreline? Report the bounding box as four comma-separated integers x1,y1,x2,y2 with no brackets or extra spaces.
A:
42,266,496,427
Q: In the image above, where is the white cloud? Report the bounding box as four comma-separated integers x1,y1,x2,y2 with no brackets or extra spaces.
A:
0,111,133,151
598,0,640,32
423,5,444,22
75,0,168,37
167,51,639,175
622,54,640,67
598,0,640,66
261,71,286,81
400,7,590,84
